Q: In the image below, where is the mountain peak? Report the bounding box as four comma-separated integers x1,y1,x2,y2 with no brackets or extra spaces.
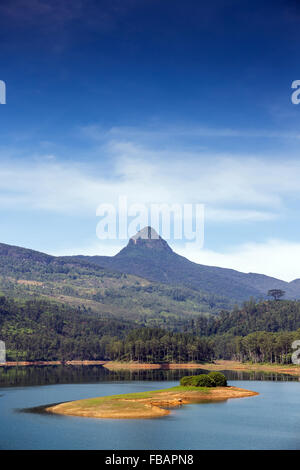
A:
131,226,159,241
123,227,173,253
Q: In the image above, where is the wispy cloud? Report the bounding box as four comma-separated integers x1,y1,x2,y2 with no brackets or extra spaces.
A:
0,144,299,223
81,123,300,142
177,239,300,282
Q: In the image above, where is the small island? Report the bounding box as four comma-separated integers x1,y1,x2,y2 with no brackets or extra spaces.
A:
46,372,258,419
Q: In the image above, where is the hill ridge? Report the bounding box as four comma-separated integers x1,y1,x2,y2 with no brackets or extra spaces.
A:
0,228,299,302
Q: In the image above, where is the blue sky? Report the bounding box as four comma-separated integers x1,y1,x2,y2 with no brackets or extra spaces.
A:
1,0,300,280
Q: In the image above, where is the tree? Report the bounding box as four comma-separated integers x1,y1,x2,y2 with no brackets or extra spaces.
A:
267,289,286,301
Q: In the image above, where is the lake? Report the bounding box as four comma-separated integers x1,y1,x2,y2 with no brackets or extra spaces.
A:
0,366,300,450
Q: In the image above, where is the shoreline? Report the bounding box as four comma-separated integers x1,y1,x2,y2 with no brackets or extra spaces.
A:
0,360,107,367
2,359,300,375
45,385,259,419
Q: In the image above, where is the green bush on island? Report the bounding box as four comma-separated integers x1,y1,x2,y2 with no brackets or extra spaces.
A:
179,376,194,386
192,375,216,387
180,374,215,387
207,371,227,387
180,372,227,388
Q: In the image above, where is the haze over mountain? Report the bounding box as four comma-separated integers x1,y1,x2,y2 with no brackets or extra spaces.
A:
69,227,300,302
0,227,299,308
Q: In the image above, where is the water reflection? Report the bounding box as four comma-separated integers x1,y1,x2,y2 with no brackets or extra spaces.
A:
0,365,299,388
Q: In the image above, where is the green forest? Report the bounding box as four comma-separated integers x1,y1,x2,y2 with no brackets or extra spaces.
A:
1,295,300,364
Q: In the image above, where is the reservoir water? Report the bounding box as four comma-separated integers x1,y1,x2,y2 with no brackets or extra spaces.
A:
0,366,299,450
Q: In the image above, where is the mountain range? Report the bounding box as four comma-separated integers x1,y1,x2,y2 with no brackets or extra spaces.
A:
0,226,299,325
67,227,300,302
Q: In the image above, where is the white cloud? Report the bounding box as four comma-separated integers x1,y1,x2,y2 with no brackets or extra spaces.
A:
0,142,300,225
176,239,300,282
204,208,276,222
53,239,124,257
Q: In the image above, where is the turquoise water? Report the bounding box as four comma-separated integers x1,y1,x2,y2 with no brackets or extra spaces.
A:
0,366,300,450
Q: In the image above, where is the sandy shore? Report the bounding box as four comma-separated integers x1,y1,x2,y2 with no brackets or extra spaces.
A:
102,360,300,375
2,359,300,376
184,360,300,376
46,385,258,419
0,360,107,367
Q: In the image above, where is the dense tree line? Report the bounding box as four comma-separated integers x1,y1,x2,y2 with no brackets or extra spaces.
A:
186,299,300,336
101,328,300,364
0,296,132,361
1,296,300,364
208,330,300,364
0,296,213,362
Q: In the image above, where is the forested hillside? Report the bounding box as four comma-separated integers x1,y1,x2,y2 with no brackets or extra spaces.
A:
186,299,300,336
0,296,132,361
0,241,231,324
1,295,300,364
